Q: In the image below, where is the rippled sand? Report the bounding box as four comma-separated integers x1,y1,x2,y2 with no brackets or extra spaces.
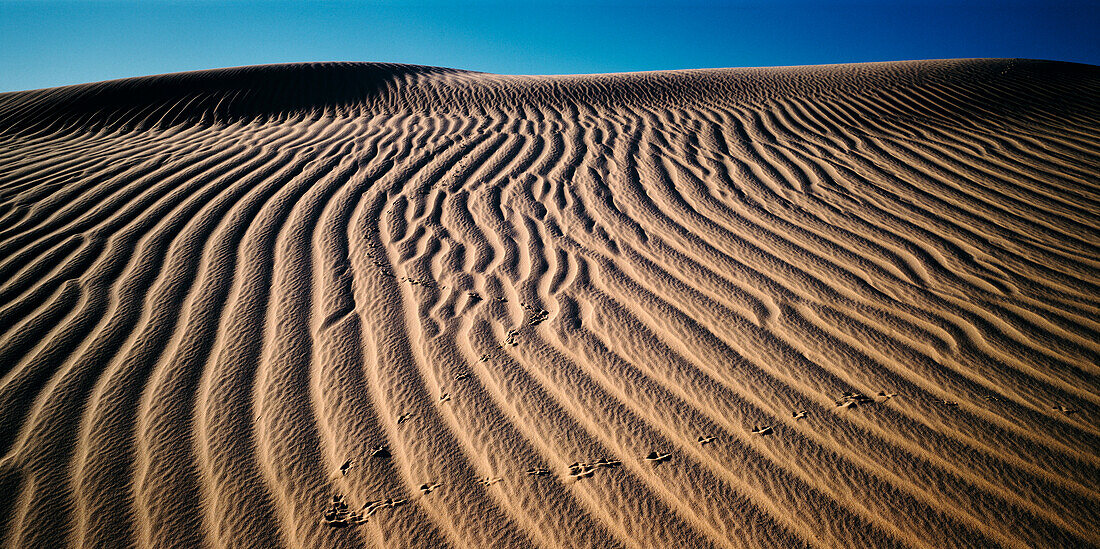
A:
0,59,1097,548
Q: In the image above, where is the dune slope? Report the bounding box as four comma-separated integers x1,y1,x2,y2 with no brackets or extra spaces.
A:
0,59,1097,548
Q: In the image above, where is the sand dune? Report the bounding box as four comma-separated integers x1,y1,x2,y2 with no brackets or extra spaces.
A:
0,58,1097,548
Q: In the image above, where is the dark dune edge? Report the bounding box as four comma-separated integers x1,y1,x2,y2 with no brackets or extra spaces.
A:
0,59,1098,549
1,59,1098,133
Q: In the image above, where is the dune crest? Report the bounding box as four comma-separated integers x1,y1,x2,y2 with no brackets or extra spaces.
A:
0,59,1097,548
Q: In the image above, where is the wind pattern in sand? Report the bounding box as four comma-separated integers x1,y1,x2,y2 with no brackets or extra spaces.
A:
0,59,1097,548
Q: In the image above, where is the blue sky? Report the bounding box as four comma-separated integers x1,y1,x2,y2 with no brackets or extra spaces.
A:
1,0,1097,92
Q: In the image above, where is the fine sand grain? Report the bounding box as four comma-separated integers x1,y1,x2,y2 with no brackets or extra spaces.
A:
0,59,1097,548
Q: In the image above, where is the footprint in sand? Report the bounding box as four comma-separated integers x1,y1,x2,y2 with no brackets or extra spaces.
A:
568,462,596,479
592,457,621,469
792,411,807,420
836,391,874,409
568,458,621,479
439,392,451,404
363,498,407,517
322,494,365,527
526,467,552,477
370,445,391,459
339,459,354,476
644,451,672,465
324,494,347,513
480,476,503,486
1053,405,1078,415
420,482,443,495
397,412,414,424
524,305,549,326
877,391,897,402
362,500,384,516
454,372,471,381
751,425,773,436
697,435,717,445
938,399,959,408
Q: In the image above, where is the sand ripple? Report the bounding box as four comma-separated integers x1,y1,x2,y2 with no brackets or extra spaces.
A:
0,59,1097,548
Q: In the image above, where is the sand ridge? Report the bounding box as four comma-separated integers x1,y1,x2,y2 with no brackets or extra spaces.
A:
0,58,1097,548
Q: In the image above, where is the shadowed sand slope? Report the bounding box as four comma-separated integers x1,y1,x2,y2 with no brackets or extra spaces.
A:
0,59,1097,548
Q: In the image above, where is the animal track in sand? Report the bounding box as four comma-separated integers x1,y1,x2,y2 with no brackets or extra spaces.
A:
751,425,773,436
521,302,550,326
836,391,875,409
400,276,443,289
363,497,408,517
644,451,672,465
480,476,503,487
568,463,596,479
568,457,622,479
420,482,443,495
592,457,622,469
338,459,354,476
2,59,1095,549
321,495,369,528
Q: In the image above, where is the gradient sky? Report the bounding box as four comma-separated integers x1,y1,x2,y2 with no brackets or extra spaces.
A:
1,0,1098,92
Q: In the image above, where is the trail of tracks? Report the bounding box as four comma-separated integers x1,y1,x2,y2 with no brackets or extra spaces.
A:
0,59,1097,548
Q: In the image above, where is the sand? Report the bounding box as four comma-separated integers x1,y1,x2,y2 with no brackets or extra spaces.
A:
0,59,1096,548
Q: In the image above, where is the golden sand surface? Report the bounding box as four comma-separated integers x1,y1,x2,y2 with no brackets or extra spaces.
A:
0,59,1097,548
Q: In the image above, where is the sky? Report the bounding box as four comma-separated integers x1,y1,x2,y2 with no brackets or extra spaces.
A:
1,0,1098,92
